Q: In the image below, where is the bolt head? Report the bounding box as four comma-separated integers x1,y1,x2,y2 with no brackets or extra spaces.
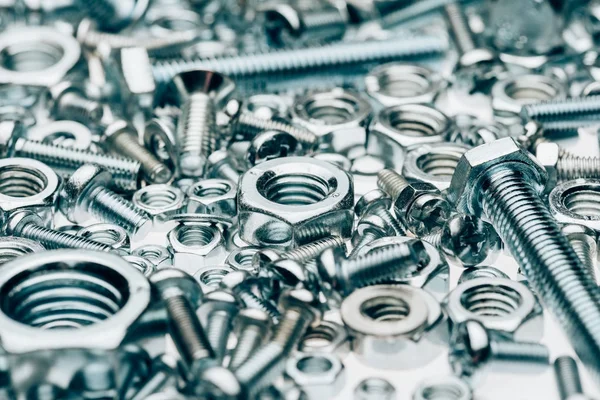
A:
264,4,302,43
354,189,391,218
535,142,560,192
219,270,252,291
448,137,547,215
316,246,345,291
170,70,235,106
0,120,22,158
59,164,111,224
279,288,323,327
268,259,309,288
253,249,281,271
46,81,79,115
103,119,134,141
449,320,491,378
203,289,240,313
458,48,496,69
149,268,203,306
235,308,271,329
195,366,241,399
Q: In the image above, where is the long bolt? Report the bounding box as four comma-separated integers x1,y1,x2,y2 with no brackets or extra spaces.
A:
534,141,600,182
228,309,271,370
152,36,448,85
448,138,600,382
443,2,476,55
521,95,600,122
554,356,586,400
233,112,317,151
561,224,598,283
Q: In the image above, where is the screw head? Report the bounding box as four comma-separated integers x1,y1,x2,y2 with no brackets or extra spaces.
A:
316,246,345,291
220,270,252,292
449,320,491,378
149,268,203,306
4,210,44,236
234,308,272,334
354,189,392,218
59,164,111,224
195,365,241,399
170,70,235,106
202,289,240,313
354,214,391,241
268,258,309,288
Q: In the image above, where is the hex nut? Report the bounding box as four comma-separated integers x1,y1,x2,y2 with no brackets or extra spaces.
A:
77,223,130,251
412,376,472,400
354,378,396,400
285,353,346,400
341,284,448,369
225,246,261,274
167,224,226,274
238,157,354,247
187,179,237,218
549,179,600,232
194,264,235,294
298,320,350,356
444,277,544,341
132,244,172,267
0,236,45,266
133,184,185,219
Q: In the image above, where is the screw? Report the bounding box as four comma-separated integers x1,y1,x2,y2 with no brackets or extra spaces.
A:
554,356,592,400
380,0,455,28
59,164,152,238
228,308,272,370
521,95,600,122
150,269,216,380
447,137,600,381
201,289,240,363
47,81,104,124
0,120,141,192
169,70,235,176
207,150,241,183
233,112,317,151
355,188,406,236
220,270,281,322
261,235,347,266
561,224,598,283
348,215,393,259
316,239,429,294
234,288,322,398
130,355,177,400
104,119,173,184
4,210,112,252
449,320,550,380
152,36,448,86
536,141,600,183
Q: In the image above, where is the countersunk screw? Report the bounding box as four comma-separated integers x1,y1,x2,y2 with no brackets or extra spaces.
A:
355,188,406,236
47,81,104,124
521,95,600,122
316,240,429,294
554,356,591,400
234,288,322,398
4,210,112,252
228,308,272,370
220,270,281,322
561,224,598,283
104,119,173,184
348,214,393,259
169,69,235,177
449,320,550,380
201,289,240,364
59,164,152,238
150,269,216,380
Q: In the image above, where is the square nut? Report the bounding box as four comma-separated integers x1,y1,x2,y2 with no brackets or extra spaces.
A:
238,157,354,248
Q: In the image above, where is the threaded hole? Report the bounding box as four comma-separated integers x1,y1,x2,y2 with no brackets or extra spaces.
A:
258,171,334,206
0,241,39,266
360,296,410,322
0,41,64,72
138,187,180,208
199,268,230,287
303,97,360,125
371,66,432,97
0,165,48,198
175,225,216,247
385,107,447,137
563,188,600,217
79,228,124,246
356,378,395,398
296,355,333,374
192,181,232,198
416,152,462,178
421,383,468,400
460,284,522,317
301,323,338,350
504,79,560,102
123,256,154,277
1,262,129,329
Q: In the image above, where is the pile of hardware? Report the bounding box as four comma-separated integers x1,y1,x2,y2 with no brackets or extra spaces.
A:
2,0,600,399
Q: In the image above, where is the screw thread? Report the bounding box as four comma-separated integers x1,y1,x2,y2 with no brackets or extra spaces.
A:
237,290,281,322
152,36,448,85
301,8,346,33
422,230,442,248
18,223,111,252
373,207,406,236
541,119,600,138
108,130,171,184
479,167,600,380
178,93,216,176
569,239,597,282
271,308,314,351
377,169,410,201
554,356,584,399
58,92,103,124
282,236,345,262
205,311,234,363
443,2,475,54
164,295,215,373
234,342,285,397
557,154,600,181
88,187,150,235
228,325,264,370
210,161,240,183
490,339,550,365
235,113,317,147
13,138,140,191
349,231,382,259
521,96,600,122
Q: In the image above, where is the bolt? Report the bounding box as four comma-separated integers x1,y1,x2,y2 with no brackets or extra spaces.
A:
4,210,112,252
220,270,281,322
449,320,550,381
521,95,600,122
59,164,152,238
447,137,600,382
117,345,151,400
228,308,272,370
0,120,141,192
169,69,235,176
355,188,406,236
104,119,173,184
152,36,448,86
47,81,104,124
348,215,393,259
207,150,241,183
380,0,455,28
536,141,600,184
377,169,453,235
234,288,322,398
130,355,177,400
561,224,598,283
316,239,429,294
256,236,346,268
201,289,240,363
554,356,592,400
150,269,215,380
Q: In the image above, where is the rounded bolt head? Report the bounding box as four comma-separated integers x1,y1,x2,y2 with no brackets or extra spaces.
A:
354,189,392,218
59,164,111,223
203,289,240,312
235,308,271,328
220,270,252,291
268,258,308,288
253,248,281,271
149,268,203,305
278,288,322,327
196,366,241,399
316,246,345,290
449,320,491,378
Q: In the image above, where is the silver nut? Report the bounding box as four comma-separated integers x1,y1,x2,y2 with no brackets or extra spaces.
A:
412,376,472,400
132,244,172,267
225,247,261,274
444,277,544,341
167,224,226,274
285,353,346,400
194,264,235,294
187,179,237,218
238,157,354,247
133,184,185,219
549,179,600,232
298,320,350,356
77,223,130,251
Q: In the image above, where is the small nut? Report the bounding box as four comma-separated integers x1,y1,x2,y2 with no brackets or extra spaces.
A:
132,244,172,267
225,247,261,274
412,376,472,400
285,353,346,400
354,378,396,400
549,179,600,232
187,179,237,218
194,265,235,294
133,184,185,219
168,224,226,274
298,320,350,356
77,223,130,251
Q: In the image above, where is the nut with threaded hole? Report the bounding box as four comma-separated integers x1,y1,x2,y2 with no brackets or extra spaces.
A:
59,164,152,238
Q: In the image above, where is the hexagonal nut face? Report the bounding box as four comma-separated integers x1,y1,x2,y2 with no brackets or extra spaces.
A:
549,179,600,232
194,265,235,293
187,179,237,218
225,247,261,274
448,138,547,215
168,224,226,275
285,353,346,400
238,157,354,248
0,158,60,225
444,277,544,341
132,184,185,219
132,245,172,267
298,320,350,357
341,285,448,370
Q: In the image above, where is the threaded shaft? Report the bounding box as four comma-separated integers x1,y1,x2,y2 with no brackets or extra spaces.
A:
234,113,317,148
237,290,281,322
541,119,600,138
490,340,550,365
569,239,597,282
164,295,215,374
444,2,475,54
302,8,346,32
58,92,103,124
554,356,584,399
423,231,442,248
152,36,448,85
18,223,111,252
88,187,150,235
228,325,264,370
178,93,216,177
521,95,600,122
381,0,453,27
282,236,345,262
348,231,381,259
557,154,600,181
210,161,240,183
373,207,406,236
479,167,600,381
205,311,234,363
108,131,172,184
377,169,410,201
13,138,140,191
271,308,313,351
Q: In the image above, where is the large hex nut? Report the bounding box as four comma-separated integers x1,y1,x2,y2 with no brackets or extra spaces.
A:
187,179,237,218
444,277,544,341
341,285,448,369
285,353,346,400
238,157,354,248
